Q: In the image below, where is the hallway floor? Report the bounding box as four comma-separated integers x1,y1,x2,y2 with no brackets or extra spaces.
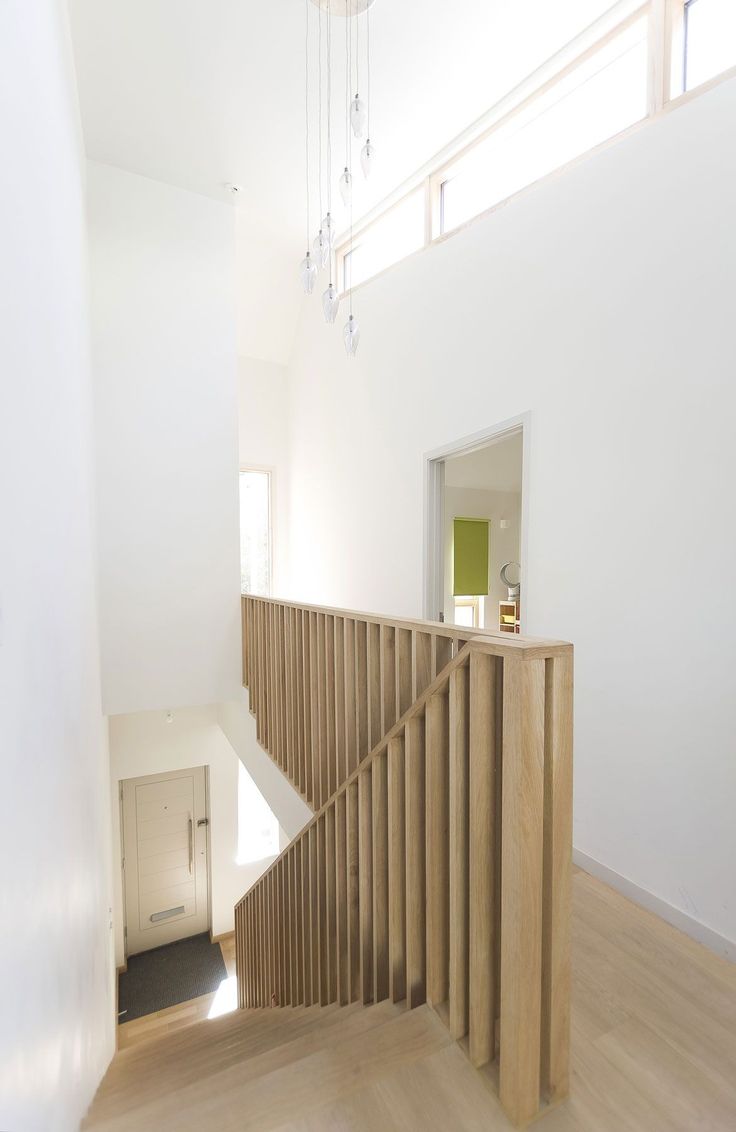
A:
117,936,237,1051
86,872,736,1130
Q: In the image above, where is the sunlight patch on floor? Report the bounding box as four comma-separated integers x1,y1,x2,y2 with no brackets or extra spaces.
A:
208,975,239,1019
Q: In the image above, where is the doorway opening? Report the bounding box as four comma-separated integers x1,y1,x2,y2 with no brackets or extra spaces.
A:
424,415,528,632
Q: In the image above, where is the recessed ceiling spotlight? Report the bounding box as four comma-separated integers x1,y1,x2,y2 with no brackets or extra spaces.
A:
224,182,243,201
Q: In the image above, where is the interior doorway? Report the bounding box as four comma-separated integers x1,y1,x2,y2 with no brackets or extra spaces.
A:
424,416,528,632
121,765,210,956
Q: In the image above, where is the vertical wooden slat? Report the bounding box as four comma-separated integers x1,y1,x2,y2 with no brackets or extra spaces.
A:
325,615,337,799
293,609,304,795
335,791,348,1004
302,830,312,1006
499,655,546,1128
344,618,357,778
317,615,327,807
367,621,381,750
325,803,337,1002
302,610,313,806
426,689,450,1007
449,662,470,1039
309,822,319,1005
293,842,303,1005
355,620,368,763
335,617,346,798
358,767,374,1003
309,612,320,807
434,633,453,678
494,656,504,1040
317,815,328,1004
372,751,389,1002
469,650,496,1067
279,607,289,779
413,630,432,699
541,653,573,1105
346,779,361,1003
388,735,406,1003
405,713,426,1007
397,628,413,717
380,624,397,735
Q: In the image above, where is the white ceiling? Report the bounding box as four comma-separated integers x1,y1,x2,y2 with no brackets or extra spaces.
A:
69,0,613,364
444,431,523,494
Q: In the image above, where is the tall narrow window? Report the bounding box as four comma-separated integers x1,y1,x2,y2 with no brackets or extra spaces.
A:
440,18,648,234
239,469,271,595
683,0,736,91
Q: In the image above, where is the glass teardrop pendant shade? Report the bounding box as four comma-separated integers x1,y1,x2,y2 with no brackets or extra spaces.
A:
339,167,352,207
321,212,335,247
350,95,367,138
299,252,317,295
322,282,339,323
313,229,329,269
360,138,375,179
343,313,360,356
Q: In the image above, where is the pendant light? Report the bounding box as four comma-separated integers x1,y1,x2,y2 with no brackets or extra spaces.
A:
299,0,316,294
323,282,340,322
360,138,374,178
300,253,317,293
343,312,360,354
341,0,357,353
360,1,374,178
338,166,352,205
321,0,340,323
350,95,367,137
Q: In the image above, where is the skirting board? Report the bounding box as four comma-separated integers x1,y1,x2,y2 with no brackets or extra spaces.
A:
574,848,735,963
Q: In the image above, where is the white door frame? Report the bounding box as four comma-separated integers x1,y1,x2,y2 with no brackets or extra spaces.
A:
423,412,531,629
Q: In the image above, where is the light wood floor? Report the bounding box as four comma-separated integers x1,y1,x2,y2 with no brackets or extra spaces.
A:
116,935,237,1051
87,871,736,1130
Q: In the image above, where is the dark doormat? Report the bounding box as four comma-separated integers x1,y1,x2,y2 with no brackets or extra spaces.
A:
118,932,228,1024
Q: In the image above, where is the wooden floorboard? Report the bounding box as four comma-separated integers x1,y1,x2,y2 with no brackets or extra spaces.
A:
85,872,736,1132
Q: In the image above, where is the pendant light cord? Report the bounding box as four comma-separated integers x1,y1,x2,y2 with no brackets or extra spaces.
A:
327,0,333,285
367,1,370,138
317,0,322,231
305,0,310,252
355,0,359,99
345,0,350,166
347,0,353,317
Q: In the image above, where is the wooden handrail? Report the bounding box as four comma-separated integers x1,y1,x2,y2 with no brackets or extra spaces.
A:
241,593,569,811
236,601,573,1128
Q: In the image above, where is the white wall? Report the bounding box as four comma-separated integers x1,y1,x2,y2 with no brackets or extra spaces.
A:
238,356,291,594
443,487,521,626
218,692,313,840
88,162,241,716
285,78,736,952
109,706,284,968
0,3,114,1128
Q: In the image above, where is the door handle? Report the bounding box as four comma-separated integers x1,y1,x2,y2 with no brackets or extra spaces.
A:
188,816,193,874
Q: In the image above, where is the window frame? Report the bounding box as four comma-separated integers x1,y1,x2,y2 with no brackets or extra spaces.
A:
238,464,273,598
336,184,427,296
453,596,481,629
333,0,736,292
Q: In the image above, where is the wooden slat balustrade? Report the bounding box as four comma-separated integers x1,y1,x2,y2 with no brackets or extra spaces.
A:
241,593,554,812
236,595,573,1128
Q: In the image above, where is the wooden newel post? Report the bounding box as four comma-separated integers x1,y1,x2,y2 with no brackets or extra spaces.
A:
499,649,573,1128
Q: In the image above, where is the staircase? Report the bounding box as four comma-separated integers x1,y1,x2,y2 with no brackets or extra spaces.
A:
84,998,523,1130
87,596,573,1130
236,596,574,1128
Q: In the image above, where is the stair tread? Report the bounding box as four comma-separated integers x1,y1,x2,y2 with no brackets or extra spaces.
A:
83,1003,449,1131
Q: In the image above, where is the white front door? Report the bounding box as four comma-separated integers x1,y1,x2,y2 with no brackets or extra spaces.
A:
122,766,209,956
